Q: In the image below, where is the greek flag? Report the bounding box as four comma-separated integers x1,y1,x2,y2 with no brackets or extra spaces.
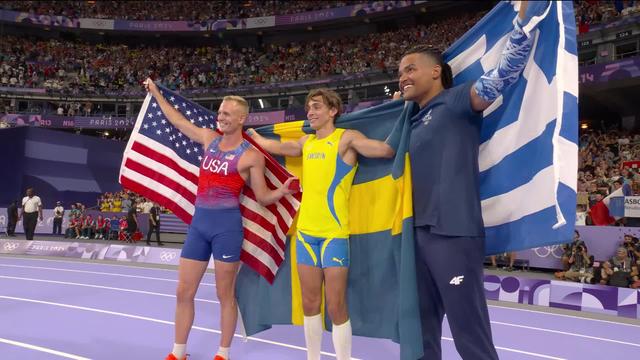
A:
445,1,578,254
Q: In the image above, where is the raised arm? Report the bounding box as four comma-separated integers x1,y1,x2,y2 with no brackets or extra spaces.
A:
246,128,307,157
144,78,218,146
470,1,550,112
245,149,297,206
345,130,395,159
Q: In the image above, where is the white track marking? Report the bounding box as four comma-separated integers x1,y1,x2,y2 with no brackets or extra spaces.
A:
0,337,91,360
490,320,640,348
0,263,215,286
0,255,182,272
0,275,218,304
0,295,358,359
443,337,566,360
488,304,640,328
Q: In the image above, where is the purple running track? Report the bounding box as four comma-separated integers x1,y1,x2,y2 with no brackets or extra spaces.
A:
0,256,638,360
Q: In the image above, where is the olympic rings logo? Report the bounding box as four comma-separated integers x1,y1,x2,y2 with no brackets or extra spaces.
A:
533,245,564,259
159,251,177,262
3,242,20,251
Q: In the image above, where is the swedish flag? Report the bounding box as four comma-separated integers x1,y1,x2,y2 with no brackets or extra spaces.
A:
236,99,423,359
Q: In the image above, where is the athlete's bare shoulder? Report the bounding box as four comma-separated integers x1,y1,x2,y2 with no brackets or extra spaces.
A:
241,145,265,166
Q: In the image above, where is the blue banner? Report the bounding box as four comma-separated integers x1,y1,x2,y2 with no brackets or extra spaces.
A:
0,127,125,207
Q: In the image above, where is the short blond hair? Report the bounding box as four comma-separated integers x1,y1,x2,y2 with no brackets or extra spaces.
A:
222,95,249,115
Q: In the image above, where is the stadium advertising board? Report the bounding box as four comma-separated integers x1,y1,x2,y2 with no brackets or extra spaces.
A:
0,1,423,32
579,57,640,84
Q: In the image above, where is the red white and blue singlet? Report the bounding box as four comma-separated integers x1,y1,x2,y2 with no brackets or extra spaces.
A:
195,137,251,209
181,137,252,262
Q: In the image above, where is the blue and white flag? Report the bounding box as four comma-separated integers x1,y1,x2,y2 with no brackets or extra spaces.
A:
445,1,578,254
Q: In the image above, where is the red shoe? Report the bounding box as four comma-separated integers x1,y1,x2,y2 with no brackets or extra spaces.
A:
213,356,228,360
165,354,186,360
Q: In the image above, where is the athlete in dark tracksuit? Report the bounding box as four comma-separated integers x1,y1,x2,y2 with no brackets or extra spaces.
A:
395,2,548,358
407,80,498,359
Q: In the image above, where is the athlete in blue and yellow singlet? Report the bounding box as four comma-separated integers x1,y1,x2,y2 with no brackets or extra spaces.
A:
248,88,394,360
296,128,356,268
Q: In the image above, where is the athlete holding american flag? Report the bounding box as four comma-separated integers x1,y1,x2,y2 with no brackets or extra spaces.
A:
143,79,298,360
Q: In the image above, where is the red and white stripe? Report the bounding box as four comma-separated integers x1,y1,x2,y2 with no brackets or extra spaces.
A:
119,94,301,283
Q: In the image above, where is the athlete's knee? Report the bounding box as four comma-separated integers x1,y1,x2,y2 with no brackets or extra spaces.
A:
216,283,236,304
326,296,348,323
301,292,322,315
176,281,197,303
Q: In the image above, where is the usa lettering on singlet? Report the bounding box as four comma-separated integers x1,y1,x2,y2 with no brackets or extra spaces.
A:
195,137,251,209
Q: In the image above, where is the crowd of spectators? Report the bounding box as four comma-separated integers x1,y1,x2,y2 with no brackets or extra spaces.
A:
554,127,640,288
575,0,640,33
97,189,158,214
0,2,638,96
3,1,638,31
59,190,159,240
576,129,640,226
0,12,483,96
0,1,352,21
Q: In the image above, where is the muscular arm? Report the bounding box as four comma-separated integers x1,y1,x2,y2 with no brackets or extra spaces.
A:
345,130,395,159
246,149,296,206
144,78,218,146
247,128,307,157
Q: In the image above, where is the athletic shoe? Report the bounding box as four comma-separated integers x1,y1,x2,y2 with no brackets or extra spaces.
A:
164,354,186,360
213,355,228,360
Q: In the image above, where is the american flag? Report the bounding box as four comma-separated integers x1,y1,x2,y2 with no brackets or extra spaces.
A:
119,86,301,283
